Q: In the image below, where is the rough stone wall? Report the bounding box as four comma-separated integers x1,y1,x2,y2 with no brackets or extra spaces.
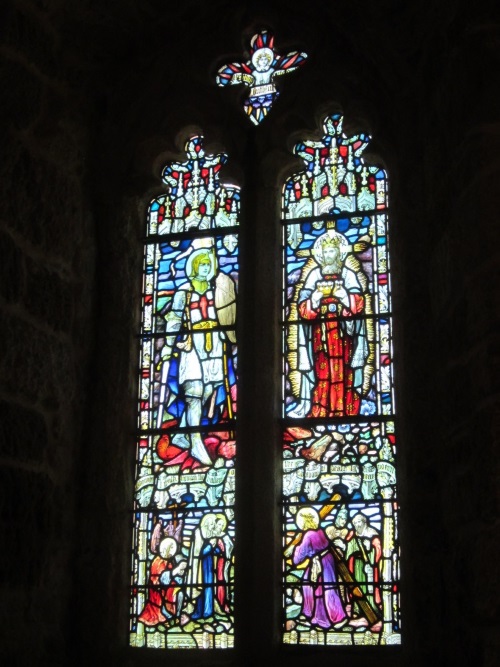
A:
0,1,96,664
0,1,499,666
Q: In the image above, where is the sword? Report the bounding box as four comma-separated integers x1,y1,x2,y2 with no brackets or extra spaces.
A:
157,358,171,428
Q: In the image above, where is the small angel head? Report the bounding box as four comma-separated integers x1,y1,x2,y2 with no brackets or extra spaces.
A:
252,47,273,73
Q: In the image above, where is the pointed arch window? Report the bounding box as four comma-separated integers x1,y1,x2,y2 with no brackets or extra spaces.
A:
282,114,400,645
128,30,401,654
130,136,239,649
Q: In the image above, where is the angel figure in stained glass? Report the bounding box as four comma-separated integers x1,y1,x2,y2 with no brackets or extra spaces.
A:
138,537,187,628
216,30,307,125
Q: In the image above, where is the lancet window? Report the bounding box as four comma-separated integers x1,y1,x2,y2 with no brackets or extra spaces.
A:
281,114,400,646
130,136,239,649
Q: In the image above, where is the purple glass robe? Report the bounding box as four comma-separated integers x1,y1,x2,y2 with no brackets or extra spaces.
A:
293,528,346,628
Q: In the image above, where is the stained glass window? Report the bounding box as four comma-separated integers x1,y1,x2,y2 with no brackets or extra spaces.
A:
129,104,401,652
216,29,307,125
282,114,401,646
130,135,239,649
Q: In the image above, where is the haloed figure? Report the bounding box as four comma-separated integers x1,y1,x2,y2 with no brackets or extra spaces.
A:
186,512,233,621
158,248,235,465
138,537,187,627
290,231,369,418
291,507,347,629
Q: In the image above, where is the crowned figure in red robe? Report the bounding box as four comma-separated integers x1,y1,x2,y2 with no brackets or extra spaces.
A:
291,230,369,418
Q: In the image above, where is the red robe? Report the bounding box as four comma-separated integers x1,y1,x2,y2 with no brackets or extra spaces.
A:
299,279,364,417
138,557,178,626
